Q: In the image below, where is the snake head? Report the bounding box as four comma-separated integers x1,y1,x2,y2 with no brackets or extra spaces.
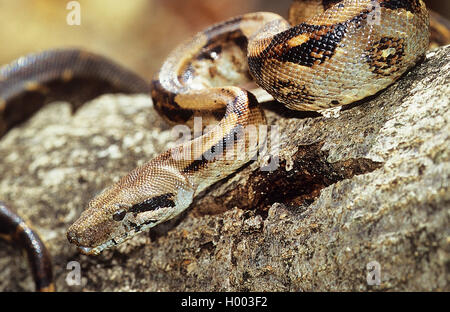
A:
66,160,194,255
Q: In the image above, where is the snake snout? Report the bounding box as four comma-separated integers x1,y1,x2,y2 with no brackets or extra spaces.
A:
66,206,116,250
66,229,98,255
66,222,96,248
66,228,79,245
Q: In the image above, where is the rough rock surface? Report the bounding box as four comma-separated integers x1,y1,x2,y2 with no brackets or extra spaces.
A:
0,46,449,291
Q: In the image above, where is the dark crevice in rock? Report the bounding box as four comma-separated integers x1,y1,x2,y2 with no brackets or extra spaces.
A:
196,142,383,218
261,100,323,120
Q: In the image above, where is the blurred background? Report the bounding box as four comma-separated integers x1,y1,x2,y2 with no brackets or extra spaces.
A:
0,0,448,81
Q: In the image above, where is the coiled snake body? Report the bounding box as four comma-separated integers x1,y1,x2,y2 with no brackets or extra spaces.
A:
0,0,440,291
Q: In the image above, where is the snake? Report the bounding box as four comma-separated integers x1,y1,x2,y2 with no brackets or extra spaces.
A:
0,0,445,291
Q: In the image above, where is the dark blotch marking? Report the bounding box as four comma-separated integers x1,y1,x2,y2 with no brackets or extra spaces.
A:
322,0,345,10
365,36,405,76
204,16,243,41
130,193,176,214
182,135,227,173
230,93,246,117
263,23,347,67
212,107,227,121
182,158,210,174
247,54,265,79
182,124,245,173
112,209,126,221
198,29,248,63
250,10,373,71
151,80,194,124
197,45,223,61
199,15,248,62
182,90,254,174
199,30,248,62
246,91,259,109
130,218,157,233
272,80,316,104
380,0,422,14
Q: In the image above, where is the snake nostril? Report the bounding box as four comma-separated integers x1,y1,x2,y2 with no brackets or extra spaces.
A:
66,228,80,245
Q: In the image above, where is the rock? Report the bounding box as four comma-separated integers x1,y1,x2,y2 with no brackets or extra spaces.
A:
0,45,449,291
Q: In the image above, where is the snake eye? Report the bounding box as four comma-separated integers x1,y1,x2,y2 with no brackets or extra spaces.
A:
113,209,127,221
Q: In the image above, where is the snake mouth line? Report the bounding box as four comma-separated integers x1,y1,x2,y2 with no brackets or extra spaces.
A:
78,246,98,255
77,237,125,255
77,242,114,256
77,220,159,255
76,235,125,256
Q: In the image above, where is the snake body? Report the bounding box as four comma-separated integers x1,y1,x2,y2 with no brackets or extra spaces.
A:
0,0,439,291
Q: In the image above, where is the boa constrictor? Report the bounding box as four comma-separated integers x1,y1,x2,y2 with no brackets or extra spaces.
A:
0,0,440,291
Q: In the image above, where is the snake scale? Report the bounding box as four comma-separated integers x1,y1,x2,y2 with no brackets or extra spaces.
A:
0,0,446,291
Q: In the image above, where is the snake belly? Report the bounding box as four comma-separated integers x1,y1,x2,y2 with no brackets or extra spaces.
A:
66,0,430,255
